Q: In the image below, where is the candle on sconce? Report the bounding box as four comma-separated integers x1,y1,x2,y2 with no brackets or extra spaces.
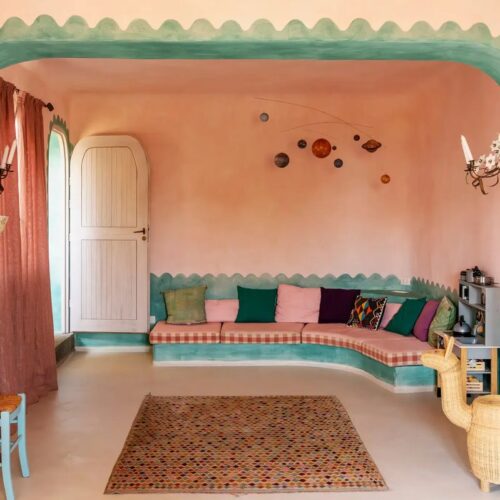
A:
461,135,474,164
1,145,8,167
6,140,16,165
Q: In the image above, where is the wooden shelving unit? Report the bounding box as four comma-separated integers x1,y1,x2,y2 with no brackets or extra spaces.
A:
458,280,500,346
436,278,500,400
436,331,498,400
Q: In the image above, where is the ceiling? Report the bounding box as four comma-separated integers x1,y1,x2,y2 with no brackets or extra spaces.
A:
7,58,464,95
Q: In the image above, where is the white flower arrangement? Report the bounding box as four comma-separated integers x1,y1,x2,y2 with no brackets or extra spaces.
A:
491,134,500,154
463,133,500,195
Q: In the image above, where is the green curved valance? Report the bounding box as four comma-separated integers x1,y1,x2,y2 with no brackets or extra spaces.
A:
0,16,499,83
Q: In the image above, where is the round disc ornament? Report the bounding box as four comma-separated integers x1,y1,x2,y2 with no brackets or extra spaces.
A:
274,152,290,168
312,138,331,158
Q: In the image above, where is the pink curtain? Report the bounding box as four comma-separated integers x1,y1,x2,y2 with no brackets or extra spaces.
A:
0,78,23,397
0,81,57,402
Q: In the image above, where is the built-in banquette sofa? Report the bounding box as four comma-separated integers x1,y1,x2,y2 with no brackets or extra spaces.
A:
149,274,456,393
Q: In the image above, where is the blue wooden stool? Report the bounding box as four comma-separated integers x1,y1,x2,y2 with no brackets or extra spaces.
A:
0,394,29,500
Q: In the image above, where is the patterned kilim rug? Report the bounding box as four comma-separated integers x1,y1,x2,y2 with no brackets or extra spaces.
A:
105,395,387,494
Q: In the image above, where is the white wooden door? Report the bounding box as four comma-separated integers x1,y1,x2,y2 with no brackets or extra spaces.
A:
70,136,149,333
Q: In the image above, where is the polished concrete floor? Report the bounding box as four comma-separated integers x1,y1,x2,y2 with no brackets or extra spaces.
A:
7,352,495,500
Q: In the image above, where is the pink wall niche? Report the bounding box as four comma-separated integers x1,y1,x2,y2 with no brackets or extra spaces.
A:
61,59,435,278
1,58,498,287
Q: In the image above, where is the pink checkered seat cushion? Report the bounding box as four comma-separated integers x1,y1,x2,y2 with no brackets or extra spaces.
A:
221,323,303,344
149,322,221,344
302,323,394,349
302,323,431,367
361,338,432,367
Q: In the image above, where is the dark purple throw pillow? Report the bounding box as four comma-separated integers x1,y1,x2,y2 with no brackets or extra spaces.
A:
319,288,361,323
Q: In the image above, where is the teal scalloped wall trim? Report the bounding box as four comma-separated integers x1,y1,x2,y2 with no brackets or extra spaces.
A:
152,343,434,388
0,16,499,83
150,272,412,321
48,114,73,157
411,277,458,302
75,332,150,347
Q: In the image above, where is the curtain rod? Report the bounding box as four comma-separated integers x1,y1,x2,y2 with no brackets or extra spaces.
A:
14,87,54,112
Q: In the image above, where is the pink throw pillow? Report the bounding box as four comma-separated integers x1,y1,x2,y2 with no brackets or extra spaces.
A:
380,303,402,329
413,300,440,342
205,299,239,322
275,284,321,323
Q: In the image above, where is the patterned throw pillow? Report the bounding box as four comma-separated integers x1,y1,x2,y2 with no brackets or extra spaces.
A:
163,285,207,324
347,296,387,330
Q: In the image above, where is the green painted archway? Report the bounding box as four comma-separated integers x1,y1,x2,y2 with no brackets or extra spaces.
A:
0,16,499,83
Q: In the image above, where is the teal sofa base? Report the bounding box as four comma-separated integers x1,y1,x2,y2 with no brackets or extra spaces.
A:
152,343,434,393
75,333,150,350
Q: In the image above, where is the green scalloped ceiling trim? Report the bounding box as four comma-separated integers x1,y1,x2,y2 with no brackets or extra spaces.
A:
0,16,499,83
150,272,411,321
411,277,458,302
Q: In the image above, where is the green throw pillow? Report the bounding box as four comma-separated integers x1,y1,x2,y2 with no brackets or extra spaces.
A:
385,298,427,336
236,286,277,323
428,296,457,347
163,285,207,324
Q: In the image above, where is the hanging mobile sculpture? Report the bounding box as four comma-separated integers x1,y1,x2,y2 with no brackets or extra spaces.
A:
258,98,385,180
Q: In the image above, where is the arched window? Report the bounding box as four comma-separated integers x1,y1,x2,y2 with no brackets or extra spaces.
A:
48,128,69,334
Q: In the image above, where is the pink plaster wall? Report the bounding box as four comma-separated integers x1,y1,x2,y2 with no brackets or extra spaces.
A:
2,58,498,287
68,82,422,278
412,65,500,287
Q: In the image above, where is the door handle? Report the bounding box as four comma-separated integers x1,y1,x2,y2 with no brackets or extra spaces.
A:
133,228,146,235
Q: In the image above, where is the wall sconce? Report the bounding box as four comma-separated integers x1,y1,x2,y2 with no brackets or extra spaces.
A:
0,139,16,194
462,134,500,195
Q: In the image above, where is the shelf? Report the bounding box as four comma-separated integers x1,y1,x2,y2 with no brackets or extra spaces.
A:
467,371,491,375
460,280,499,290
459,298,485,312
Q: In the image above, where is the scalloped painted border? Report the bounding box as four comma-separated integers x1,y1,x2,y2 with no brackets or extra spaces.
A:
150,272,412,320
411,277,458,302
150,272,456,320
0,16,499,83
47,114,73,157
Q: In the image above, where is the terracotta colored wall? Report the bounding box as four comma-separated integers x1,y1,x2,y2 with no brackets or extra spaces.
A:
2,58,498,287
411,65,500,287
69,88,420,278
1,0,499,34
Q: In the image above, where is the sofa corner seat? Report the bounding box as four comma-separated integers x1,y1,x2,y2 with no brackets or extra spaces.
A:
301,323,432,367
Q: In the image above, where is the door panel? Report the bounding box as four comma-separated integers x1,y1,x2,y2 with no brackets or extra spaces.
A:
81,147,137,228
81,240,137,321
70,136,148,333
